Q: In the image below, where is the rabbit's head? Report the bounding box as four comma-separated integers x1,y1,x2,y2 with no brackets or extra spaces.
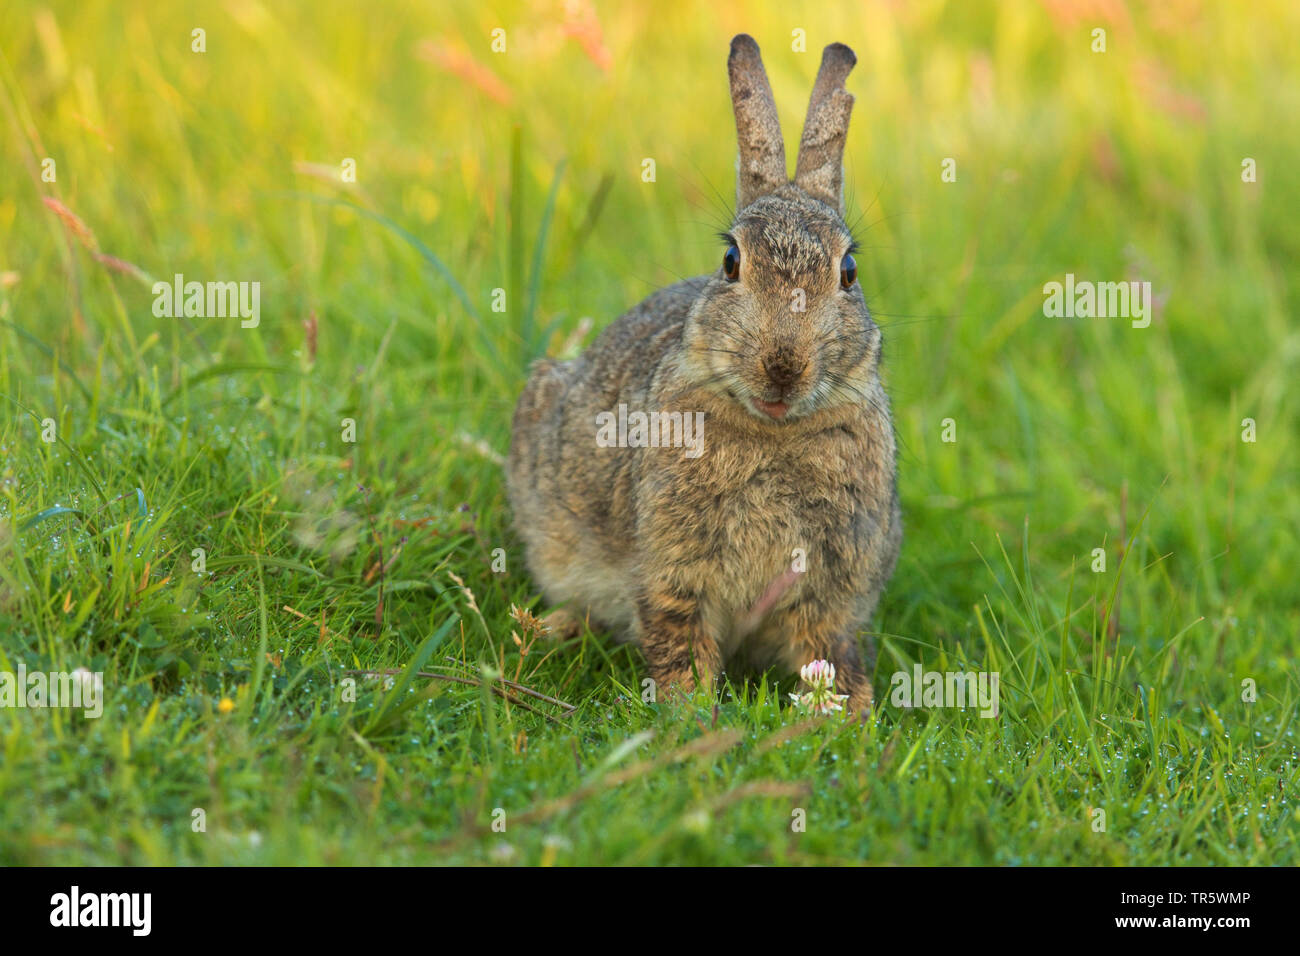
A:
681,35,880,423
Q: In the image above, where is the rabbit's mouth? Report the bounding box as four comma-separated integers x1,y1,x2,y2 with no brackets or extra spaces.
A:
723,386,804,422
751,398,790,420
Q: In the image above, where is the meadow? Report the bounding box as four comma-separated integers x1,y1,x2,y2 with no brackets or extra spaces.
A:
0,0,1296,865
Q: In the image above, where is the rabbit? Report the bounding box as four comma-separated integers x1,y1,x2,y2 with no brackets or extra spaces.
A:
507,34,901,713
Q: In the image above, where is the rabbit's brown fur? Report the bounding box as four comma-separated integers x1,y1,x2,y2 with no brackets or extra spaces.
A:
507,35,900,711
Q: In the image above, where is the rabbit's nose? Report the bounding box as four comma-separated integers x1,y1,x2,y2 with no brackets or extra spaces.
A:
762,351,806,391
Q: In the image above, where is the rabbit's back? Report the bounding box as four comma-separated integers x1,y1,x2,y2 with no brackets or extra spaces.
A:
506,279,704,631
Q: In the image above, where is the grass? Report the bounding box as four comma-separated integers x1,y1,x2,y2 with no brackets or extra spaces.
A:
0,0,1297,865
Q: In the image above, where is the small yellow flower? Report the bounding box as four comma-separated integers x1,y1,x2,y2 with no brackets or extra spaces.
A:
218,698,235,714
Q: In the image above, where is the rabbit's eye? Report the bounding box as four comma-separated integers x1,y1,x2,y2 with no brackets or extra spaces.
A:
723,245,741,282
840,253,858,289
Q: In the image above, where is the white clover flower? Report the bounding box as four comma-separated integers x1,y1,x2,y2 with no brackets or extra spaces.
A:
800,660,836,685
790,658,849,715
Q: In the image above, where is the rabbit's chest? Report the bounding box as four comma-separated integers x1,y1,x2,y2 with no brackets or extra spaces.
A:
695,439,870,619
724,457,859,559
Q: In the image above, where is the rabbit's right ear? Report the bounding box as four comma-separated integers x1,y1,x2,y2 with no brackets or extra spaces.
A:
728,34,787,210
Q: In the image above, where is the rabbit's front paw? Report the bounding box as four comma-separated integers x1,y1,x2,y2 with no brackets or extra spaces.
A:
637,587,721,702
845,680,874,718
826,650,872,715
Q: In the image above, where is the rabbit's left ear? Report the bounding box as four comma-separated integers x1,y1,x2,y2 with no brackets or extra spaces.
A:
794,43,857,213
